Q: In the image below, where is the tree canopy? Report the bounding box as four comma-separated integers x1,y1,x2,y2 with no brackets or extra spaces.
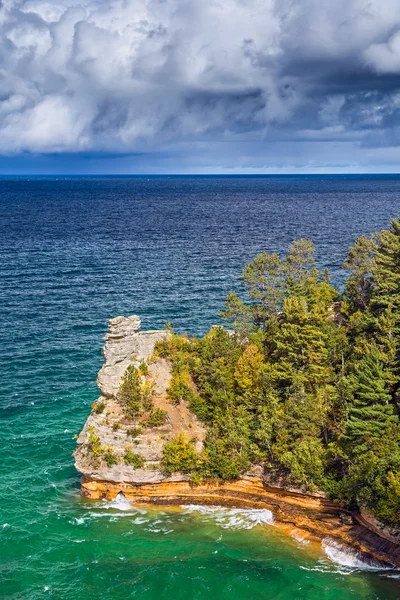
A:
156,217,400,527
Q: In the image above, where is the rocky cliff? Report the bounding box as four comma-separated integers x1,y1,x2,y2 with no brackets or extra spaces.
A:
74,315,206,484
75,316,400,568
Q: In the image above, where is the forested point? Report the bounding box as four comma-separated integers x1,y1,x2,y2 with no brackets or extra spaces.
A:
154,217,400,527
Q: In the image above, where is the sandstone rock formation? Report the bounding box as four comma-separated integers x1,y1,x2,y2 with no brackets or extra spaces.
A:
74,316,206,484
75,315,400,568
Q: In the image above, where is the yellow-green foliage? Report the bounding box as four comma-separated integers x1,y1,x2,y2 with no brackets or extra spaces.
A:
145,408,167,428
88,426,103,457
92,400,106,414
161,433,199,476
103,445,118,466
158,222,400,526
234,344,263,390
124,446,145,468
154,324,190,359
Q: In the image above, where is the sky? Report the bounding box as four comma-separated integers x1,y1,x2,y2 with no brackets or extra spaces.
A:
2,0,400,174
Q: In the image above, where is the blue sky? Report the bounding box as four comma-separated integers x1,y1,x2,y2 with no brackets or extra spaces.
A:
2,0,400,173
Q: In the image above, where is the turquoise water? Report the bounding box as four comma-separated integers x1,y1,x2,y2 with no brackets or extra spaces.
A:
2,176,400,599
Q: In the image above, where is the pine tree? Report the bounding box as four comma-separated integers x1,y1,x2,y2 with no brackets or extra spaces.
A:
345,347,397,446
285,238,319,300
343,234,376,312
371,217,400,313
118,364,143,418
241,251,285,330
370,217,400,396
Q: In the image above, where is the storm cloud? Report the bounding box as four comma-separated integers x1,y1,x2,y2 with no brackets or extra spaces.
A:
2,0,400,171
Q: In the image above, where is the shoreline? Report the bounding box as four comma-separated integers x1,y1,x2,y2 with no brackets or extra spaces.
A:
80,474,400,568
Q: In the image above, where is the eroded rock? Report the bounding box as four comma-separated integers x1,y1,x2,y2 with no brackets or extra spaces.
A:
74,315,206,484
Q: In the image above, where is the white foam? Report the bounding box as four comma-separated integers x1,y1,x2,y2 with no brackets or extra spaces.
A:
322,538,392,572
87,493,148,518
182,505,274,530
105,493,134,511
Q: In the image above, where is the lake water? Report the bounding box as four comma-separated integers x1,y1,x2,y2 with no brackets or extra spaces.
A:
1,175,400,599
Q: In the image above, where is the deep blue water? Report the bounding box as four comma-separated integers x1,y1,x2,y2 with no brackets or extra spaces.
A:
1,175,400,599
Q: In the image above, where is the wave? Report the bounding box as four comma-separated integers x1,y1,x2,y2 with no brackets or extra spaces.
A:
181,505,274,530
321,538,394,572
103,493,136,512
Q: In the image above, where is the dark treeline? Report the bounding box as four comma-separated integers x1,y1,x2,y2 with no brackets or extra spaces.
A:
156,217,400,526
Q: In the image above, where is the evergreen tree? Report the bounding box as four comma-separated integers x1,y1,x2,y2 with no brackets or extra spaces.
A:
345,347,397,446
241,251,285,330
285,239,318,300
372,218,400,313
343,234,376,312
118,364,143,418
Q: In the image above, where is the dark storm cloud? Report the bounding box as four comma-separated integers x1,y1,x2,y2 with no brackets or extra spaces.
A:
2,0,400,169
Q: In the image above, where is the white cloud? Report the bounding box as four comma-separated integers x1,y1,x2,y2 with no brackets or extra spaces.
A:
1,0,400,161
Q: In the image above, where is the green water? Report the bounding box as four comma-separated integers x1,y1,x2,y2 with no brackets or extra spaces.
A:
2,176,400,598
3,491,400,599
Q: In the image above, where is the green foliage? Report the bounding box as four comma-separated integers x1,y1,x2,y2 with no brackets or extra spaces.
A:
161,433,199,476
118,364,142,418
103,446,118,466
92,400,106,414
139,359,149,376
157,219,400,526
88,426,103,457
118,364,154,419
145,408,167,428
168,370,195,404
345,347,397,447
126,426,142,438
124,446,145,468
343,234,376,311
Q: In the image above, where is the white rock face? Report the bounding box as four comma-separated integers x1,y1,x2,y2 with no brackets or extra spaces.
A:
97,315,166,398
74,315,206,485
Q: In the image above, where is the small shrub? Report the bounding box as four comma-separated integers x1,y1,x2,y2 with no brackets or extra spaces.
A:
145,408,167,428
103,446,119,467
112,422,121,432
92,400,106,414
88,426,103,457
141,379,155,412
189,472,203,486
124,447,145,468
139,359,149,376
126,426,142,438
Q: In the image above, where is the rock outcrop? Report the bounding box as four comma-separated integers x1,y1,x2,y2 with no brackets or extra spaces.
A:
74,316,206,484
75,315,400,568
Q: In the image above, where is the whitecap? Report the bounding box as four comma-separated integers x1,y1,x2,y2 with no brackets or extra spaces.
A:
95,493,146,513
87,494,148,519
132,517,149,525
322,538,393,572
181,505,274,530
104,493,133,511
